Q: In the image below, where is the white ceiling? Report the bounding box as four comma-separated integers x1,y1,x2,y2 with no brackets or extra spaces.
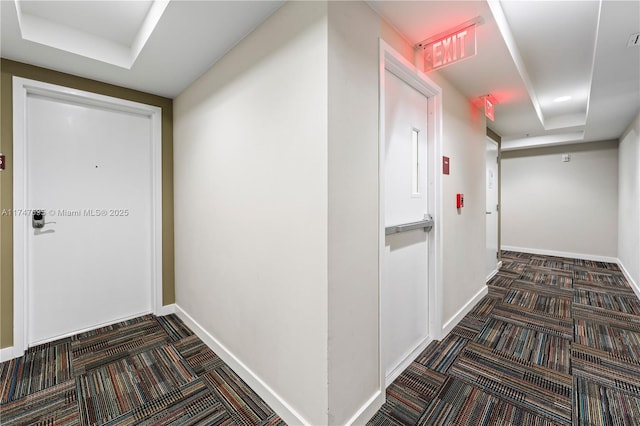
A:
1,0,639,150
18,1,154,47
1,1,285,97
369,0,640,150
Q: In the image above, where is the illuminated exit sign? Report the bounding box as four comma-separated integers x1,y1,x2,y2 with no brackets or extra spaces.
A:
420,23,478,72
485,96,495,121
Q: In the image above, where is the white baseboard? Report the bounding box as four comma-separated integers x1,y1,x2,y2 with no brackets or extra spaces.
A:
618,260,640,300
486,261,502,282
0,346,16,363
441,285,488,336
156,303,176,316
345,390,384,426
174,305,309,426
502,246,618,264
385,336,433,386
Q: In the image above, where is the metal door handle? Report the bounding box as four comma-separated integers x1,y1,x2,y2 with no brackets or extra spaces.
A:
485,211,492,215
385,214,434,235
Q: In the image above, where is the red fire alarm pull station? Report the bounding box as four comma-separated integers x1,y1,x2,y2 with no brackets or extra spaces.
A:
456,193,464,208
0,153,5,171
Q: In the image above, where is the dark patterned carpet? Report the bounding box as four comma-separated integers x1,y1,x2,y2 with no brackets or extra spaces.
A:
2,251,639,425
368,251,640,426
0,314,285,425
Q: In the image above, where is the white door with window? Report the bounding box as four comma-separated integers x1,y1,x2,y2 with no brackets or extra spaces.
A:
382,70,430,381
13,78,162,350
486,138,499,278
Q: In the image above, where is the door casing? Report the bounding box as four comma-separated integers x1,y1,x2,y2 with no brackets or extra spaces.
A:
378,41,443,387
12,77,163,356
485,138,500,279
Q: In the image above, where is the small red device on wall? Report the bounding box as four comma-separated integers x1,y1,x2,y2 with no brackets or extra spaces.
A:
456,193,464,208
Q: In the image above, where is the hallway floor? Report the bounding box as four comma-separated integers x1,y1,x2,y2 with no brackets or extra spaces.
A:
2,251,639,425
368,251,640,425
0,313,284,425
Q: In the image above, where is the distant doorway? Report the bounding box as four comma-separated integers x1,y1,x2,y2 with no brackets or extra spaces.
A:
485,138,499,279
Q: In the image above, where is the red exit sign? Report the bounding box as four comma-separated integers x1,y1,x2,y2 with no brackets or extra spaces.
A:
422,24,477,72
485,96,495,121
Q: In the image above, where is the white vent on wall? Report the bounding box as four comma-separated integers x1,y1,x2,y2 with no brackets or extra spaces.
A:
628,32,640,48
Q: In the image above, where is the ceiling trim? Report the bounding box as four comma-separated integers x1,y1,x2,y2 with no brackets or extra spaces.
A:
487,0,545,128
131,0,170,63
501,131,585,151
13,0,169,69
583,0,603,130
489,0,603,135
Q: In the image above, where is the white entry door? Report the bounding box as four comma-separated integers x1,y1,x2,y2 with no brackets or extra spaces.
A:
485,138,499,278
14,78,162,348
382,70,430,381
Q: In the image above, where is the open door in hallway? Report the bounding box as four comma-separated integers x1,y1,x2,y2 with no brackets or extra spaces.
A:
486,138,499,279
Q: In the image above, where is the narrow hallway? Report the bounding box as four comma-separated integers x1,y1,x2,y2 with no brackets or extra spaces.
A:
2,251,639,425
369,251,640,425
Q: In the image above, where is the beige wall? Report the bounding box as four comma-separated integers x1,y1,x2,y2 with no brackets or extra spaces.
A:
619,113,640,288
327,2,380,424
431,72,488,324
174,3,330,424
0,59,175,349
502,140,619,258
174,3,386,423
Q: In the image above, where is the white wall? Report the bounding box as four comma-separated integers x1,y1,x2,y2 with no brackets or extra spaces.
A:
175,2,383,424
501,140,619,259
174,3,329,424
175,2,495,423
619,113,640,290
431,74,488,326
327,2,380,425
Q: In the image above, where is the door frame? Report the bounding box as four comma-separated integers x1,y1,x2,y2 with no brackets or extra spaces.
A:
12,77,163,355
485,137,500,280
378,41,443,387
